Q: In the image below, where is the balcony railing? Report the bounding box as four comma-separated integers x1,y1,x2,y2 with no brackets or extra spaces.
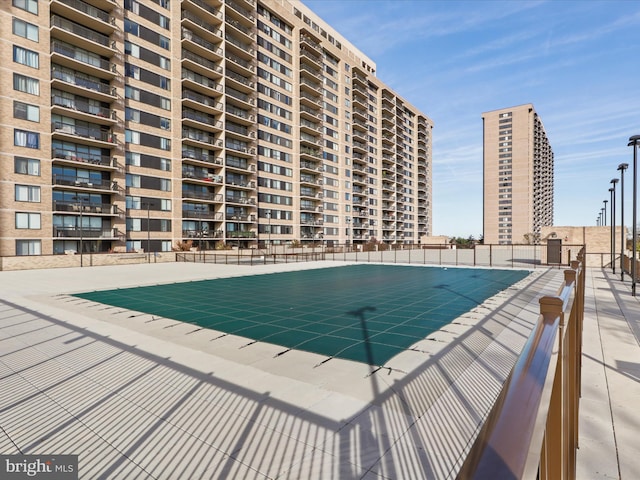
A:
52,122,115,143
182,149,222,165
53,148,113,167
182,28,223,56
51,15,112,48
51,66,115,96
53,200,116,214
51,41,114,73
53,174,112,190
55,0,111,23
181,9,221,35
53,226,117,238
51,94,112,119
182,89,223,110
181,49,222,74
224,0,254,20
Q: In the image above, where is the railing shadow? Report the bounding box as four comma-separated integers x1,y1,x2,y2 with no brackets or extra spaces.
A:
0,268,556,479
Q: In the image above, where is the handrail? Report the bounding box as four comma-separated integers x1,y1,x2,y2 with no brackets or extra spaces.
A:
457,249,584,479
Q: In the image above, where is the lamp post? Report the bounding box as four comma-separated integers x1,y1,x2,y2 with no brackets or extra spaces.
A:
629,134,640,296
603,199,608,226
618,163,628,280
142,202,151,263
197,204,204,262
266,209,271,254
72,195,89,267
610,180,618,273
346,217,351,252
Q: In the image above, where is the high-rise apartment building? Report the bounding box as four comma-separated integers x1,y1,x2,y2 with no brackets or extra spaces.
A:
0,0,432,260
482,104,553,245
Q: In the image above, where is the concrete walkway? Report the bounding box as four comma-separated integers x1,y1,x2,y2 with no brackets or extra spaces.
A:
0,263,636,478
577,268,640,479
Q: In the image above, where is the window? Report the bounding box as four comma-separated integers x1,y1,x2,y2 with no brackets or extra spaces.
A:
14,129,40,149
15,184,40,202
15,157,40,176
13,0,38,14
14,101,39,122
13,18,38,41
16,240,41,256
15,212,41,229
13,73,39,95
13,45,39,68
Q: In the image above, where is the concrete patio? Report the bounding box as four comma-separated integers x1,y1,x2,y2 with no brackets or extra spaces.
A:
0,262,637,479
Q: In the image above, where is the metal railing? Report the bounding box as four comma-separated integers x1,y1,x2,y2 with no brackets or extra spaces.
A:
457,249,585,479
175,243,586,269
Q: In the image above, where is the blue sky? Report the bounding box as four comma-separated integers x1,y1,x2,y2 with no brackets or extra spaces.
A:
302,0,640,238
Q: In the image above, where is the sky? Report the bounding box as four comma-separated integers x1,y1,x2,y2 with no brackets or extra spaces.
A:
301,0,640,238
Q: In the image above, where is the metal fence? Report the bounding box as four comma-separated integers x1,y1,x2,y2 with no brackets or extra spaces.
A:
457,250,585,479
176,243,586,268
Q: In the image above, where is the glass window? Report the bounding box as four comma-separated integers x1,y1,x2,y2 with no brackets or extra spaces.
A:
13,0,38,14
13,45,39,68
14,129,40,149
15,184,41,202
16,240,41,256
14,101,39,122
16,212,41,229
14,156,40,176
13,73,39,95
13,18,39,41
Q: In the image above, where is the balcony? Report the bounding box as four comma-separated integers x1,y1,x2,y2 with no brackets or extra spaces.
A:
53,174,113,191
182,149,223,167
182,28,223,62
181,9,222,37
184,0,223,24
225,33,254,59
50,0,115,35
51,41,115,79
51,122,116,146
226,196,255,206
225,104,255,125
226,70,254,93
53,226,118,238
225,16,255,41
182,190,223,202
181,49,223,79
182,109,223,133
182,209,224,221
51,65,115,102
225,156,254,172
50,15,115,57
53,200,117,215
225,51,255,75
182,128,221,148
182,89,223,115
182,68,223,96
53,148,116,169
51,94,114,125
224,0,255,24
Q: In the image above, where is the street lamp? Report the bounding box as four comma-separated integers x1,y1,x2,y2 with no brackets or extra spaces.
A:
601,208,605,227
610,180,618,273
603,199,608,226
346,217,351,252
266,209,271,254
629,134,640,296
142,202,151,263
72,195,89,267
618,163,628,280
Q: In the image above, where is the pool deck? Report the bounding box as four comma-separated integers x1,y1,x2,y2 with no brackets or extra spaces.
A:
0,262,636,479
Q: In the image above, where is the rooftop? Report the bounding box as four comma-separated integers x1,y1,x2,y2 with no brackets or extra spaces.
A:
0,262,636,478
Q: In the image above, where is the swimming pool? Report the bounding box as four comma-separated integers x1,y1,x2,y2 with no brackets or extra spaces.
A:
73,264,530,365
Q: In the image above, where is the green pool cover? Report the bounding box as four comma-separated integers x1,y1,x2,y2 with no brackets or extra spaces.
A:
73,264,530,365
